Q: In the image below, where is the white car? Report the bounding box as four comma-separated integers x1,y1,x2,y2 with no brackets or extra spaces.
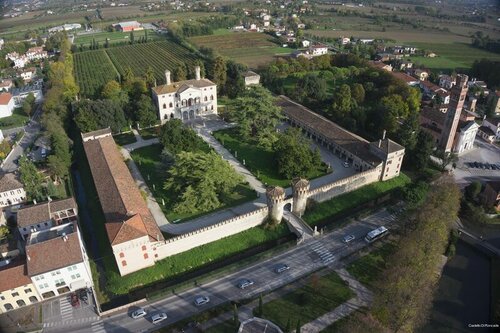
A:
237,279,254,289
194,296,210,306
131,308,147,319
343,161,350,168
343,234,355,243
151,312,167,324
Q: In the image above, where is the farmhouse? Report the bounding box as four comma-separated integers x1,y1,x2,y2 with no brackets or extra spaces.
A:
152,66,217,123
0,79,13,92
242,71,260,86
82,128,165,276
481,117,500,141
115,21,143,32
309,44,328,56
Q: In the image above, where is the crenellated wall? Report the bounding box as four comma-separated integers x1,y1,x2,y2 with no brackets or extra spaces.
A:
154,207,269,260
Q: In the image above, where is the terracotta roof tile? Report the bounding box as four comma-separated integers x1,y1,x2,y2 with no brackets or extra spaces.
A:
0,258,32,291
0,173,23,193
83,133,164,245
17,198,77,228
0,92,12,105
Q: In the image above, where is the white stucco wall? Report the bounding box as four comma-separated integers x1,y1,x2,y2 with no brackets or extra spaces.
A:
112,235,155,276
0,188,26,208
0,282,41,313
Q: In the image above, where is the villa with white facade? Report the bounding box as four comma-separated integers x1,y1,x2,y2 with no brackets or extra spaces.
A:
0,173,26,208
152,66,217,123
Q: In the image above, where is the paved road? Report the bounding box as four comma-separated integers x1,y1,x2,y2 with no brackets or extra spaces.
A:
1,104,42,173
43,207,399,333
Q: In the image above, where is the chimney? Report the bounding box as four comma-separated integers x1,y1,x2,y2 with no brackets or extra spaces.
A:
382,130,386,140
195,66,201,80
165,70,171,85
378,139,382,148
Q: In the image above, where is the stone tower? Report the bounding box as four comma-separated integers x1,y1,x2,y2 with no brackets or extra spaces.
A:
292,178,309,217
266,186,285,222
440,74,468,152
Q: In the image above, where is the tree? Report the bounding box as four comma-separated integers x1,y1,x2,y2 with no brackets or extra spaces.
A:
331,84,353,117
164,151,244,214
274,128,322,179
144,66,156,87
159,119,206,154
411,130,434,170
232,303,238,324
211,56,227,92
351,83,365,104
285,318,291,332
232,86,283,149
22,93,36,117
136,95,158,127
74,99,127,133
464,181,482,202
101,80,129,106
378,94,409,134
173,64,187,81
47,130,72,181
258,294,263,316
296,319,301,333
123,66,135,83
0,141,11,161
435,149,458,172
297,73,327,102
19,156,46,201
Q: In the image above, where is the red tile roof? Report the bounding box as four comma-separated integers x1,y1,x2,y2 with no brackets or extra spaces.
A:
0,259,32,291
0,92,12,105
391,71,419,84
83,131,164,245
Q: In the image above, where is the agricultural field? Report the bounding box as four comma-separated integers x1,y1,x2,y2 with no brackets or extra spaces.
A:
106,40,200,83
73,40,200,97
74,50,119,98
189,32,292,68
74,30,162,47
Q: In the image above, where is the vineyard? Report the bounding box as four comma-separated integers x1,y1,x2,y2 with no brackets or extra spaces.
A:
74,40,201,98
74,50,119,98
106,41,200,83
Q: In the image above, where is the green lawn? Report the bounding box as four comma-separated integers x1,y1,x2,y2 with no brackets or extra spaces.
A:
139,126,161,140
213,128,329,187
258,271,354,330
106,223,289,295
74,30,162,46
303,173,410,226
130,143,257,221
410,42,500,71
113,132,137,146
0,108,29,130
346,242,397,288
204,320,240,333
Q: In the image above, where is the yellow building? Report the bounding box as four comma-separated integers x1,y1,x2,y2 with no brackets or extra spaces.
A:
0,259,41,313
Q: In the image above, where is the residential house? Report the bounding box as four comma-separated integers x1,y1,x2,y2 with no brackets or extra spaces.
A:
152,66,217,123
242,71,260,86
0,258,41,313
488,91,500,116
340,37,350,45
478,126,496,143
0,93,14,118
25,47,48,61
19,67,36,82
369,134,406,181
0,173,26,208
301,40,310,47
48,23,81,33
454,121,480,154
297,23,305,29
6,52,28,69
369,61,392,72
390,72,419,86
414,69,429,81
16,198,78,240
468,79,488,95
309,44,328,56
481,181,500,212
419,80,445,100
482,117,500,141
12,83,43,107
82,129,165,276
26,222,93,300
439,74,456,90
0,79,13,92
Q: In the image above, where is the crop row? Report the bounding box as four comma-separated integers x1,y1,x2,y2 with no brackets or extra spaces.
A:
74,50,118,98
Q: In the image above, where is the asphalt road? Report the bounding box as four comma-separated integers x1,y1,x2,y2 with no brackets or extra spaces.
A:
1,104,42,173
45,207,400,333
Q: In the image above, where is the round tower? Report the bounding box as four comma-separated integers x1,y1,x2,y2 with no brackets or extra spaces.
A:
266,186,285,222
292,178,310,217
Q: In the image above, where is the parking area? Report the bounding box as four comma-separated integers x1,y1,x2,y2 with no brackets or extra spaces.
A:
454,138,500,186
42,289,99,331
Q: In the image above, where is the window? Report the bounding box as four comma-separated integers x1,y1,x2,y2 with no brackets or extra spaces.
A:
39,284,44,290
169,102,173,108
0,296,4,301
210,95,214,101
144,253,149,259
44,222,48,226
141,245,147,251
211,105,214,110
56,270,61,275
119,252,124,258
204,96,207,102
23,228,27,231
16,300,26,307
51,272,56,276
76,273,80,278
43,283,48,288
11,292,19,297
29,296,38,303
4,303,13,311
155,254,158,258
34,276,39,281
163,103,166,109
122,260,127,267
24,288,32,294
387,160,392,165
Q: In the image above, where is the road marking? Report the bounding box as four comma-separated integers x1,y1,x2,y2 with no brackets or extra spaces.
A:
92,320,105,333
59,297,73,321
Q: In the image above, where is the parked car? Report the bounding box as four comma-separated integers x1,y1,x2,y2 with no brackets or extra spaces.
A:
274,263,290,274
79,289,88,302
194,296,210,306
473,161,480,168
131,308,147,319
491,164,499,170
237,279,254,289
342,234,355,243
343,161,350,168
70,293,79,307
151,312,167,324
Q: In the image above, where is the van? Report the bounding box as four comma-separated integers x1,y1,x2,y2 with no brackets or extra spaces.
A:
151,312,167,324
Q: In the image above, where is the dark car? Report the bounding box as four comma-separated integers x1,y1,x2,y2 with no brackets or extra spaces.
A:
491,164,499,170
237,279,254,289
473,161,480,168
274,263,290,274
79,289,88,302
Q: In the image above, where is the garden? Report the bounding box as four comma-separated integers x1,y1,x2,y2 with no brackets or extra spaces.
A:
0,108,29,130
257,271,354,331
